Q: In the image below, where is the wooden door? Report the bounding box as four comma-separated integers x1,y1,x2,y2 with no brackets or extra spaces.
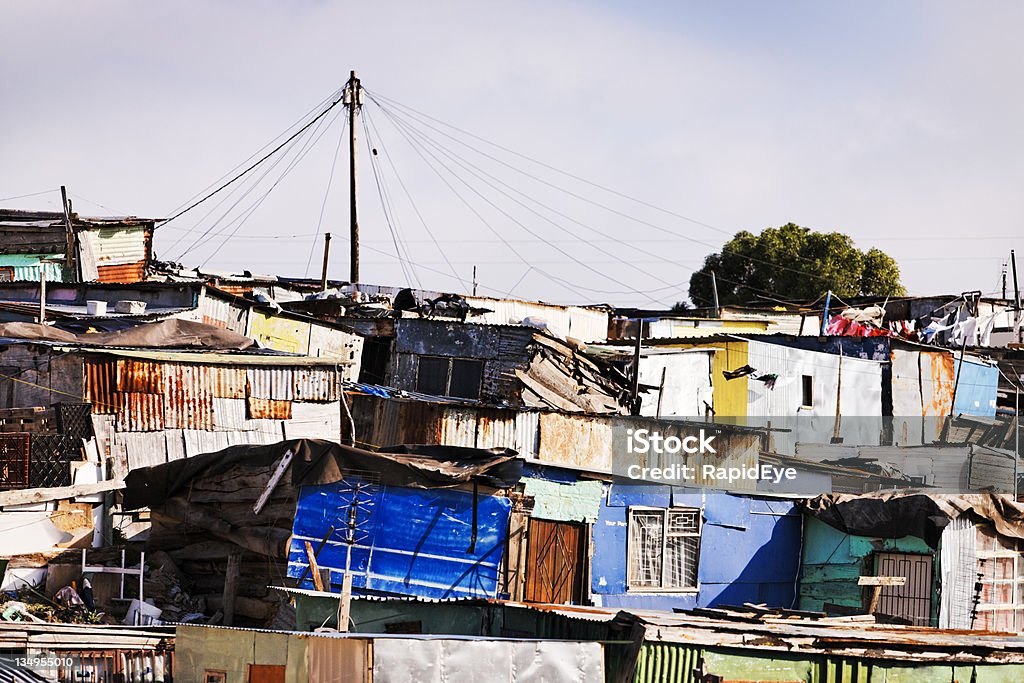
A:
248,664,286,683
524,519,586,604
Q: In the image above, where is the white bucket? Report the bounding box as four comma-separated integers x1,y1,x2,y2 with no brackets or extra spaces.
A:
85,300,107,316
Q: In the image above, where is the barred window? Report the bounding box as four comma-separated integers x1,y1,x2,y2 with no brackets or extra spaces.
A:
628,507,701,590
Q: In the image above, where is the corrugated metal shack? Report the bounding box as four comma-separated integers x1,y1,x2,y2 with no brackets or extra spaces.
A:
347,390,762,480
121,439,522,628
0,622,175,683
590,485,802,612
0,342,357,476
0,209,154,284
799,492,1024,632
0,281,365,368
282,282,612,342
174,623,605,683
621,605,1024,682
383,318,630,412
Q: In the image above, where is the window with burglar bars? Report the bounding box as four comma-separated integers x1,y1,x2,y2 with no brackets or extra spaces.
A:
628,507,701,591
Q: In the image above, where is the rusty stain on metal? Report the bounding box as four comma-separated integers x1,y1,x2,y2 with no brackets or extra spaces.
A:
293,368,338,402
116,359,163,394
247,398,293,420
96,260,146,283
117,392,165,432
163,364,214,430
922,351,956,417
211,366,247,399
83,357,120,414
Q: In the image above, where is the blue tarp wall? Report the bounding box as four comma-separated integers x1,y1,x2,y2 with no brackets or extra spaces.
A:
591,483,802,611
953,357,999,417
287,480,511,599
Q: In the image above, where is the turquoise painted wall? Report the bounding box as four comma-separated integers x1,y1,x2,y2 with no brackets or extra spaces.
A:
799,516,934,621
0,253,68,282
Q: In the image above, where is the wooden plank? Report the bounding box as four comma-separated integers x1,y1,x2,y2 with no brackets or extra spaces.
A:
0,480,124,506
222,551,241,627
858,576,907,586
253,449,293,515
305,542,324,592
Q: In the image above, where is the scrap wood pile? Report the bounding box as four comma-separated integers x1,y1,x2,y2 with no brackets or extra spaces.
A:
140,463,297,628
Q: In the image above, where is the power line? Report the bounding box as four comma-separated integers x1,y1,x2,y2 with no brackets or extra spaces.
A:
374,99,668,307
371,98,594,302
157,89,347,229
304,117,348,278
374,97,687,295
362,104,468,290
369,89,880,292
0,189,58,203
197,103,348,268
360,106,420,288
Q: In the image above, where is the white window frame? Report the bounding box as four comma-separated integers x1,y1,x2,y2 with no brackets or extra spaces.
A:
626,506,702,593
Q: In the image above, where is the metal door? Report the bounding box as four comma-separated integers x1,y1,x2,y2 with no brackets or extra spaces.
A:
524,519,586,604
874,552,933,626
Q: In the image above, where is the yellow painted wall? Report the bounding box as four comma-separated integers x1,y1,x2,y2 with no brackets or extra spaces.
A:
658,340,749,418
247,310,310,355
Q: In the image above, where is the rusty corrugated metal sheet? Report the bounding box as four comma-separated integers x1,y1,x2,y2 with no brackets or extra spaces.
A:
96,260,145,283
247,367,295,400
198,293,249,334
922,351,956,417
440,407,477,447
91,226,148,264
247,398,292,420
211,366,247,399
293,368,338,402
538,412,615,471
213,283,253,296
163,364,214,430
118,392,164,432
83,356,120,414
116,358,163,393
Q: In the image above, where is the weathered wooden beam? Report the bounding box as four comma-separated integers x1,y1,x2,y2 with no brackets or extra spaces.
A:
305,542,324,592
0,480,124,507
222,551,242,627
253,449,293,515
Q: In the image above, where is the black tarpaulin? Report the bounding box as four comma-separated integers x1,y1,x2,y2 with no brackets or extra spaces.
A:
802,492,1024,549
123,438,522,510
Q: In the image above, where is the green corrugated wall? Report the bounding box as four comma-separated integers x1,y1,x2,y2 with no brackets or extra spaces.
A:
632,643,1024,683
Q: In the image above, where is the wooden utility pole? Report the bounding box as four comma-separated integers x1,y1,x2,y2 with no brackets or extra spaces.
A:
345,71,362,285
710,270,721,318
60,185,76,278
320,233,332,291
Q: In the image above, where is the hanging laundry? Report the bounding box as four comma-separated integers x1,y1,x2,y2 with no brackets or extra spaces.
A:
754,373,778,389
723,364,757,380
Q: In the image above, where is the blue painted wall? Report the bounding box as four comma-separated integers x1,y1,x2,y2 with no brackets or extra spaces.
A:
287,480,510,599
953,357,999,417
591,483,802,611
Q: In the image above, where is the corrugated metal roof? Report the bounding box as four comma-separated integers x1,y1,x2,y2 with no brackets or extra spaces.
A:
78,347,351,366
0,259,67,283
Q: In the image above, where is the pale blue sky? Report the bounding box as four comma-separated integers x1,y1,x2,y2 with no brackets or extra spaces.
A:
2,2,1021,307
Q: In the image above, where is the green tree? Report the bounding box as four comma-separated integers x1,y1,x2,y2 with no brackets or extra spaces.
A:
688,223,906,308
